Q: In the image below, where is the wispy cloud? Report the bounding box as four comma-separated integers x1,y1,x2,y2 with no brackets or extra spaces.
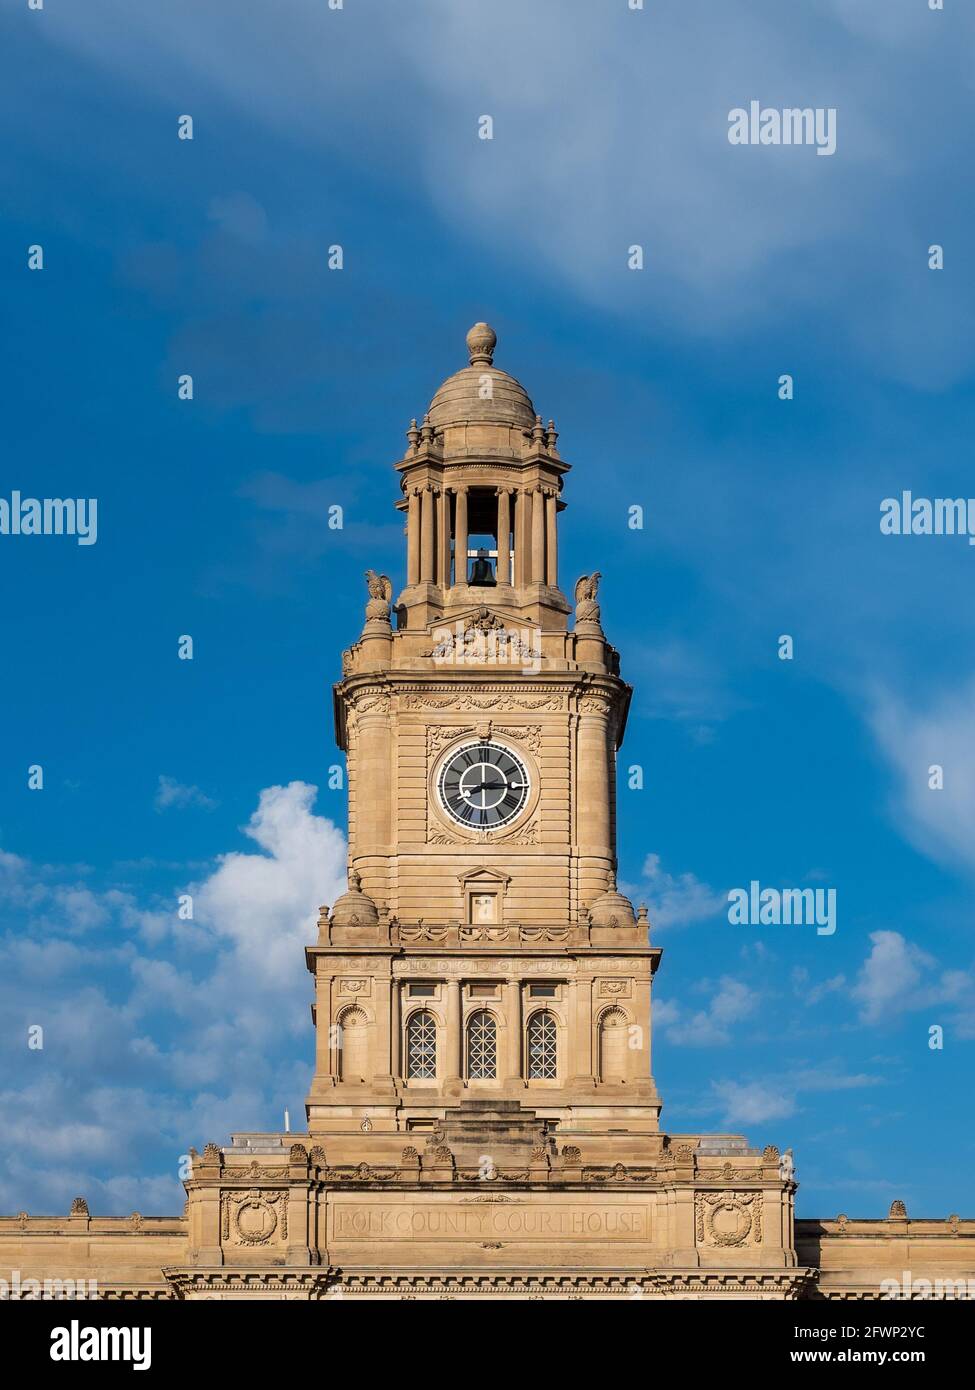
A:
711,1063,881,1128
661,976,758,1047
869,679,975,875
154,776,217,814
636,853,725,930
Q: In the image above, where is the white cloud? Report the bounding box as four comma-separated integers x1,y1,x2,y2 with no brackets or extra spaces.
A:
638,853,725,930
870,679,975,875
662,976,757,1047
0,783,347,1214
192,781,346,986
154,775,217,813
711,1079,797,1127
711,1064,880,1128
34,0,975,384
850,930,971,1028
852,931,931,1024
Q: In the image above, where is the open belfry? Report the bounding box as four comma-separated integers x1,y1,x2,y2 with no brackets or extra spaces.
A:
3,324,974,1300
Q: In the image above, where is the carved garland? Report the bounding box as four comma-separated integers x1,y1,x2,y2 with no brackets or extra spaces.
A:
221,1189,288,1246
695,1192,763,1248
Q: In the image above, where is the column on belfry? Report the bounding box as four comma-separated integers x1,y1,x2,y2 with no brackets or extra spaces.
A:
407,487,420,585
437,486,449,587
454,486,468,586
496,488,511,585
513,489,526,587
444,979,462,1084
531,486,545,583
545,489,558,587
420,485,434,583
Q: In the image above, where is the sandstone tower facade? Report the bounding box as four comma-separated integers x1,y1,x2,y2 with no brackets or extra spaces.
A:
2,325,972,1300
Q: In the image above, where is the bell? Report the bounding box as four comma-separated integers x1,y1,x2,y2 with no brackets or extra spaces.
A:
468,549,496,585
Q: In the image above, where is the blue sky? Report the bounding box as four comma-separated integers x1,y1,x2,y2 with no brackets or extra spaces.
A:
2,0,974,1220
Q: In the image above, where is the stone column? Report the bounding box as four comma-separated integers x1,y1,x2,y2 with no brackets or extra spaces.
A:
420,485,434,583
437,486,449,588
496,488,511,585
569,974,594,1086
513,488,526,587
531,486,545,584
354,699,392,891
407,487,420,585
314,968,334,1081
390,977,401,1080
545,489,558,587
454,486,468,586
629,975,651,1084
577,700,613,902
444,978,462,1084
504,979,522,1082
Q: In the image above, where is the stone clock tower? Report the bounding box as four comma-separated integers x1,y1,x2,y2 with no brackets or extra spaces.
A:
307,322,663,1135
7,324,973,1301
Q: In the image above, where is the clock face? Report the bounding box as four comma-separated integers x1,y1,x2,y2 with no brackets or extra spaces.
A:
437,741,529,829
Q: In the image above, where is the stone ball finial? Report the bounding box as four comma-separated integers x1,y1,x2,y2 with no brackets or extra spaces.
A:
466,321,497,366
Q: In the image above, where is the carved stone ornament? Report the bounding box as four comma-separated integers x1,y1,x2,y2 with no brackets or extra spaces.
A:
222,1189,288,1247
403,691,564,713
426,611,541,664
426,725,476,757
574,572,602,625
364,570,393,624
695,1192,763,1248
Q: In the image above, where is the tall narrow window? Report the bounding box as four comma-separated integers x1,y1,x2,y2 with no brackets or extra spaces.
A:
406,1011,437,1079
599,1007,628,1083
466,1010,497,1080
527,1011,557,1079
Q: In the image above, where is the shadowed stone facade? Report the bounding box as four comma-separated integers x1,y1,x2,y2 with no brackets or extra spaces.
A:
2,325,972,1300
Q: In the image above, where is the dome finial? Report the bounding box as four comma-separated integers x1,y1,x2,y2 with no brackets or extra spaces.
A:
466,321,496,367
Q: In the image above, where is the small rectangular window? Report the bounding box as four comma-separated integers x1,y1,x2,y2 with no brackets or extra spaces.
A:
408,983,436,997
529,984,558,998
469,983,499,999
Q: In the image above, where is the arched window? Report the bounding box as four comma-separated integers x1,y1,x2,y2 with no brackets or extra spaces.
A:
466,1010,497,1080
527,1011,557,1079
338,1006,369,1082
406,1011,437,1079
599,1007,628,1083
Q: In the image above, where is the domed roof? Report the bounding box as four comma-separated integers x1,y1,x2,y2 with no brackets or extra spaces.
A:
331,871,379,928
589,888,636,928
427,323,536,430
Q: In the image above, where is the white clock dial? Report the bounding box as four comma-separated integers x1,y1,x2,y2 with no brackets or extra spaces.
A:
437,741,529,829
